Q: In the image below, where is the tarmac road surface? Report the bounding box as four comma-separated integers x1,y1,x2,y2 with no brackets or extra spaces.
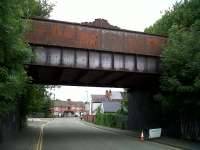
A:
0,118,181,150
42,118,180,150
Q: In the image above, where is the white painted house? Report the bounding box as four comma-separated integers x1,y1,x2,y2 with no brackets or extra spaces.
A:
100,101,121,113
91,90,124,115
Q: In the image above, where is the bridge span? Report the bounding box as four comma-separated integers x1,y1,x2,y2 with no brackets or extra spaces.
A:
26,18,166,88
25,18,167,130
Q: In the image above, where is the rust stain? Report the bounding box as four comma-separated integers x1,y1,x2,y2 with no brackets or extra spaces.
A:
26,21,49,45
101,30,124,52
146,36,167,56
26,18,167,56
47,22,77,47
77,27,101,49
124,33,147,54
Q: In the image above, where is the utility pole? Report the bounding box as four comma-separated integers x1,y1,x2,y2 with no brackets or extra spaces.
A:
53,87,55,119
85,90,91,115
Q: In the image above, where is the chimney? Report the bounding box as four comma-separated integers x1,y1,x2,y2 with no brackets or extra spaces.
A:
105,90,109,96
109,90,112,98
105,90,112,100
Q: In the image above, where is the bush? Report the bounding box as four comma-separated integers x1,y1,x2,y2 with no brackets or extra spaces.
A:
95,113,128,129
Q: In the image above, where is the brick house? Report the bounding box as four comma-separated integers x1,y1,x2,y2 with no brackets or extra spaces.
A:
53,99,85,117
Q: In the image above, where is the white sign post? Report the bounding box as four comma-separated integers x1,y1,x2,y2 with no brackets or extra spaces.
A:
149,128,162,139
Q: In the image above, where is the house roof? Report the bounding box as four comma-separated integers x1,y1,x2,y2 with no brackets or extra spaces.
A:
91,91,127,103
91,95,109,103
91,92,124,102
102,101,121,113
110,91,123,100
54,100,84,107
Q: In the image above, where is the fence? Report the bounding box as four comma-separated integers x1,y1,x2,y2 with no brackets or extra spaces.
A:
83,115,96,123
0,112,20,142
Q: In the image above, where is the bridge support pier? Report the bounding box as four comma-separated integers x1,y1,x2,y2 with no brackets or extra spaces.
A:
128,88,161,131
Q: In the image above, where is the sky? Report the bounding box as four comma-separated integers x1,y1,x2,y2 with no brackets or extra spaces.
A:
48,86,125,102
47,0,179,102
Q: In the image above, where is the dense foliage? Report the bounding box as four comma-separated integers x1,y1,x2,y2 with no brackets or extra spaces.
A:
159,25,200,112
145,0,200,112
145,0,200,36
0,0,54,119
95,101,128,129
95,113,128,129
22,84,53,117
145,0,200,139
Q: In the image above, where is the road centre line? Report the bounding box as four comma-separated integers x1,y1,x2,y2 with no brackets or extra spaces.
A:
35,122,50,150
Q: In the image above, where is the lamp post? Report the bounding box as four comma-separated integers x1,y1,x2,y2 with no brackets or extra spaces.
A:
85,90,91,115
53,86,55,119
85,90,88,102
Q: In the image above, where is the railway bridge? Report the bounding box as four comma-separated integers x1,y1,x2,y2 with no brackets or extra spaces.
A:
26,18,167,129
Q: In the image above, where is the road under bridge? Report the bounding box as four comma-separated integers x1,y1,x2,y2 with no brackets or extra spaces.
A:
26,18,167,130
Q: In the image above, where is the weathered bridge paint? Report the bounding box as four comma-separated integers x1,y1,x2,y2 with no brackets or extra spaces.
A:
26,18,166,88
26,18,167,56
25,18,167,131
32,46,159,73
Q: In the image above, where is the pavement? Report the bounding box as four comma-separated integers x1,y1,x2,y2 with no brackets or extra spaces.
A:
82,121,200,150
0,117,199,150
0,118,52,150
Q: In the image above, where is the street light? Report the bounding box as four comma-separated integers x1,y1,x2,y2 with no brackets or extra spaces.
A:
85,90,88,102
53,86,56,119
85,90,91,115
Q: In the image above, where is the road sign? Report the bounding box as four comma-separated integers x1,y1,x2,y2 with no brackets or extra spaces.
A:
149,128,162,139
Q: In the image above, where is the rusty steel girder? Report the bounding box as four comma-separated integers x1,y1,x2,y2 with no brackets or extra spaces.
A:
26,18,167,57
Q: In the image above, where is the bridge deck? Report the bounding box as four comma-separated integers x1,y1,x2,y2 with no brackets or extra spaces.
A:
26,18,165,87
26,18,166,57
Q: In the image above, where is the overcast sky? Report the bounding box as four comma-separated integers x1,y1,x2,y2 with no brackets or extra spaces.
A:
47,0,179,102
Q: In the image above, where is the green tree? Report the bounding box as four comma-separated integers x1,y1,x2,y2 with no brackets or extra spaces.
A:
145,0,200,112
155,24,200,116
23,84,53,117
145,0,200,139
0,0,54,119
145,0,200,36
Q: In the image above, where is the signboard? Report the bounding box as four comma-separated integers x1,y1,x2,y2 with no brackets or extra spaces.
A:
149,128,162,139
